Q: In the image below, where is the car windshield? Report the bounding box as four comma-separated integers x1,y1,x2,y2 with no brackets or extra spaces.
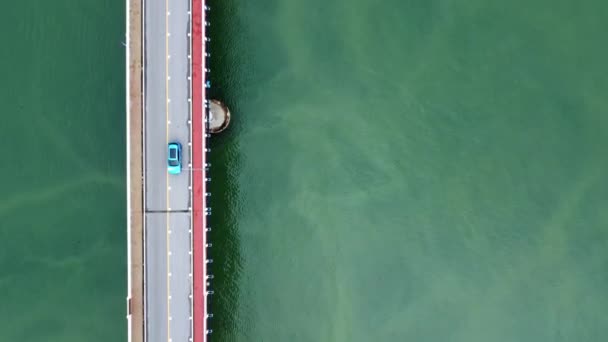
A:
169,148,177,159
169,158,179,167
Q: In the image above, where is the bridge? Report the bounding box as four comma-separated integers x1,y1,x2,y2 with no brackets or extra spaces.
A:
126,0,211,341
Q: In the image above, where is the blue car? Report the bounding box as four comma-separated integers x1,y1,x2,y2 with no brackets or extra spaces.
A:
167,142,182,174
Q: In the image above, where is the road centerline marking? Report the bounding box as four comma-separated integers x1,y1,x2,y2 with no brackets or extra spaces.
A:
165,0,170,339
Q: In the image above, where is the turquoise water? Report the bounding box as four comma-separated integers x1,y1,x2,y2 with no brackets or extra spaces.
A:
208,0,608,341
0,1,125,340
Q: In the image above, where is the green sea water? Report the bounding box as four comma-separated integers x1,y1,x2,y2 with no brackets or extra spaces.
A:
1,0,607,341
208,0,608,341
0,1,125,341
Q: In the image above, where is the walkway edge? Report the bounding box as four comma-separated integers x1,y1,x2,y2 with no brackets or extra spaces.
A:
192,0,208,341
126,0,144,339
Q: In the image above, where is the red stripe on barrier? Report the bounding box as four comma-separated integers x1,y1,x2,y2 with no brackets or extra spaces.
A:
192,0,206,341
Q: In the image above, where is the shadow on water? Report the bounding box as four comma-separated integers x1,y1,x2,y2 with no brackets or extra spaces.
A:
206,0,295,339
207,0,245,339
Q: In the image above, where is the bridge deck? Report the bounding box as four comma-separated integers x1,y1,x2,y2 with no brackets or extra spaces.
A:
130,0,208,340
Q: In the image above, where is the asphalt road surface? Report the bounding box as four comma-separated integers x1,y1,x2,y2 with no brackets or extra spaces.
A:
144,0,193,340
